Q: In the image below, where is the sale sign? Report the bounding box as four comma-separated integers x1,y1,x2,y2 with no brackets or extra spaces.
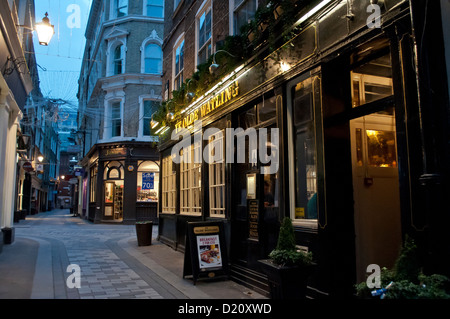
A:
142,172,154,190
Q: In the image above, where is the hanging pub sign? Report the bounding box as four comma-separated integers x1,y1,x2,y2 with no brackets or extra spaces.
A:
183,221,229,284
23,162,34,172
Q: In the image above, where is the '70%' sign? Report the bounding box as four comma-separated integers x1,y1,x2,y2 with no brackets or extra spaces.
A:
142,172,155,190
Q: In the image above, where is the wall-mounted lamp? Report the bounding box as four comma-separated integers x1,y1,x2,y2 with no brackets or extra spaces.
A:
35,13,55,46
37,155,44,162
150,114,159,129
18,12,55,46
209,50,237,75
185,79,195,103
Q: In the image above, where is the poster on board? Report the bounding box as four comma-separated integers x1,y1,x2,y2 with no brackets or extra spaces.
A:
183,221,229,284
197,235,222,269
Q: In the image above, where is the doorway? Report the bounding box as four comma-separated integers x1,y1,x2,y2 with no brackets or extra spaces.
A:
103,161,124,221
349,49,402,283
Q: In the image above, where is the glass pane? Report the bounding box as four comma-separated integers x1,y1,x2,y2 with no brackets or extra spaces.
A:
292,78,317,220
239,106,256,129
351,53,393,107
258,95,276,122
147,0,164,18
112,119,121,137
112,102,121,118
355,128,363,166
293,79,313,126
366,130,397,167
234,0,256,35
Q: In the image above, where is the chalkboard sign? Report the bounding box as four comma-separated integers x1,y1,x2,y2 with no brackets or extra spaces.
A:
183,221,229,284
248,199,259,240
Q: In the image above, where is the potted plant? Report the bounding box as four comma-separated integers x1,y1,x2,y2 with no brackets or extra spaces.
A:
258,217,315,299
355,236,450,299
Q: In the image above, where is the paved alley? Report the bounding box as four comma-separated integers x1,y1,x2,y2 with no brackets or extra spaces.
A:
0,209,266,300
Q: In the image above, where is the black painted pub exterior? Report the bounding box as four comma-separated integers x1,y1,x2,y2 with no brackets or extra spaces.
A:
157,0,450,298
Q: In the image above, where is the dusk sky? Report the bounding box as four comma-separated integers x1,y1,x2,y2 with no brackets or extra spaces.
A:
33,0,92,110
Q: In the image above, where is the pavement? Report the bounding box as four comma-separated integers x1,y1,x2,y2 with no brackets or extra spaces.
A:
0,208,267,300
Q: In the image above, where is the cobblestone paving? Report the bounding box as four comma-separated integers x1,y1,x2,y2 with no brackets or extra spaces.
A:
14,210,168,299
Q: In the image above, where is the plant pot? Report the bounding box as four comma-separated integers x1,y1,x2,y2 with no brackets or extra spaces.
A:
135,221,153,246
258,259,316,299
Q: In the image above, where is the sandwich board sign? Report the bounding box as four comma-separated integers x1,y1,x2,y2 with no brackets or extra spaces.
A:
183,221,229,284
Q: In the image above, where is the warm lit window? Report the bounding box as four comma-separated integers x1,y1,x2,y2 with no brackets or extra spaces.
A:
137,161,159,202
144,43,162,74
146,0,164,18
197,4,212,65
180,142,202,215
174,38,184,90
162,155,176,214
233,0,257,35
207,130,225,217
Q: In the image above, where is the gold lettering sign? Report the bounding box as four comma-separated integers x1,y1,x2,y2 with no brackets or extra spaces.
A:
193,226,220,234
175,81,239,130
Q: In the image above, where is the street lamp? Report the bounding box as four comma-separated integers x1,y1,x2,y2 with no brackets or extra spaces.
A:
61,175,65,180
37,155,44,162
35,13,55,46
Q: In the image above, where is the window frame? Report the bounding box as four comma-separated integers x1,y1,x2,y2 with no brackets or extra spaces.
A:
286,74,319,228
144,0,164,18
180,141,202,216
230,0,258,35
143,43,163,74
139,98,160,138
173,34,185,91
207,130,226,218
114,0,128,18
196,1,212,67
162,155,177,214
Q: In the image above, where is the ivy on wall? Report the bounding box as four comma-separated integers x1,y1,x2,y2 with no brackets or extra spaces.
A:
153,0,307,137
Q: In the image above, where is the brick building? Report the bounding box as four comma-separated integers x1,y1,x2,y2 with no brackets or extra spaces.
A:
158,0,450,298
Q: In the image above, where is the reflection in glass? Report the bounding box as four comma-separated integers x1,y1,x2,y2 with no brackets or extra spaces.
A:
366,130,397,167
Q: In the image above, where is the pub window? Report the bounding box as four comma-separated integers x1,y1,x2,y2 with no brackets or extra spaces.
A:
351,51,397,168
162,155,176,214
180,141,202,215
137,161,159,202
351,53,393,108
207,130,225,217
291,77,318,220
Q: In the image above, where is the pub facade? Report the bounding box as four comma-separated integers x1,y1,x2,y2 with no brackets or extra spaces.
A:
158,0,450,298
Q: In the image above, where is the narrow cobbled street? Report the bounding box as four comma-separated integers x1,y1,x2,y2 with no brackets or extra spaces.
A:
0,209,266,300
